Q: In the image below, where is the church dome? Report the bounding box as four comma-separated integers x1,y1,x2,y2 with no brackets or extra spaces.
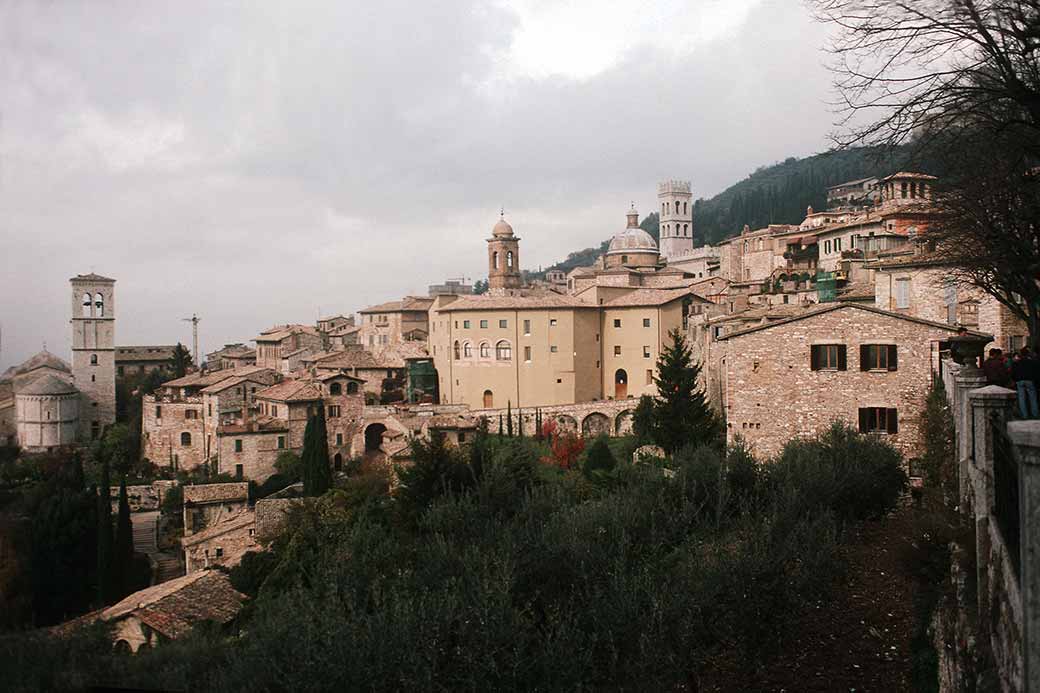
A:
18,374,76,396
492,218,514,238
606,206,658,257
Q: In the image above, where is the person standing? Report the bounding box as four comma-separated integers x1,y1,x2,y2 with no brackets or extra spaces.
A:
1012,348,1040,419
984,348,1012,387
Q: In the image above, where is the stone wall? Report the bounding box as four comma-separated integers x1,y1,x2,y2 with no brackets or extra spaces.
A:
109,480,178,513
142,395,207,470
254,497,302,542
471,398,635,438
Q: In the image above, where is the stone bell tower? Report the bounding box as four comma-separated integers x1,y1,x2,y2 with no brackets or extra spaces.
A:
658,179,694,261
70,273,117,441
487,212,522,296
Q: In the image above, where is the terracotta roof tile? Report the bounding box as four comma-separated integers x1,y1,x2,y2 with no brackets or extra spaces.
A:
254,379,323,402
183,482,250,504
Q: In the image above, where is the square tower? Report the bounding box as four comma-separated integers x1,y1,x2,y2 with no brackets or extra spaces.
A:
70,273,117,441
658,180,694,261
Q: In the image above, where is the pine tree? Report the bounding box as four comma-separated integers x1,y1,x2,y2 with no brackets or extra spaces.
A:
632,395,656,445
113,477,134,599
652,329,721,453
506,401,514,437
96,457,113,605
170,342,193,378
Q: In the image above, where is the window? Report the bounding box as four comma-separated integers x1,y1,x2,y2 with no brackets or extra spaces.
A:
523,319,531,335
278,436,285,449
550,345,558,353
613,319,621,327
453,341,461,360
646,369,654,385
810,344,847,371
549,318,557,327
458,432,466,443
90,354,98,365
216,547,224,557
894,278,911,309
272,405,279,417
859,407,898,434
234,439,243,453
643,318,651,327
643,346,651,358
493,251,499,269
185,409,198,420
463,320,471,329
235,464,243,480
860,345,898,371
480,320,488,328
155,406,162,419
82,292,92,317
329,382,342,395
463,342,472,358
336,433,343,446
181,432,192,446
507,251,514,268
483,390,493,408
499,319,507,328
524,346,532,361
328,405,341,418
479,342,490,358
495,340,512,361
614,345,621,356
94,293,104,317
117,366,124,376
91,374,95,382
208,403,212,416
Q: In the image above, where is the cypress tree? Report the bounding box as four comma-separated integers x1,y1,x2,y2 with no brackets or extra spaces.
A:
506,401,513,437
498,413,504,437
517,408,524,439
96,457,113,605
113,477,134,599
653,329,721,453
302,405,332,496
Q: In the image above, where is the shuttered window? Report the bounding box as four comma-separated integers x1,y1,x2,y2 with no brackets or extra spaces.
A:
858,407,898,434
860,345,898,371
810,344,847,371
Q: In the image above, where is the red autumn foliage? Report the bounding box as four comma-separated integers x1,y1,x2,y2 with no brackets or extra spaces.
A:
544,430,584,470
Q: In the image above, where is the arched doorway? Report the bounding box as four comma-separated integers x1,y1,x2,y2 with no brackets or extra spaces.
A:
333,453,343,471
483,389,493,408
615,410,634,435
614,369,628,399
364,424,387,453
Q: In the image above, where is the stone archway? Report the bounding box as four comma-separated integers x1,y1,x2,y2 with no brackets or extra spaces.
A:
364,423,387,452
581,412,610,438
556,414,578,434
615,410,634,435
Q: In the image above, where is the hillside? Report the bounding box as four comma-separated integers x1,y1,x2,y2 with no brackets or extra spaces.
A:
536,146,926,278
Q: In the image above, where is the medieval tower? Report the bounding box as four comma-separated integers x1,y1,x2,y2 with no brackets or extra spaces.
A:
658,180,693,261
70,273,117,441
487,214,522,296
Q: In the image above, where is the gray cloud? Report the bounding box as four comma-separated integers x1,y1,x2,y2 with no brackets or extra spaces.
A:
0,0,834,368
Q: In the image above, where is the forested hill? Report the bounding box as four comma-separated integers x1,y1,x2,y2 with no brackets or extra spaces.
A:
536,147,923,278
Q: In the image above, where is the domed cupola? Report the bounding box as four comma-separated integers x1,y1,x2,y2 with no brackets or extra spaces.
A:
605,204,660,268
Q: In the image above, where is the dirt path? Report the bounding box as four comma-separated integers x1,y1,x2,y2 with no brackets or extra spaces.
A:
702,499,926,692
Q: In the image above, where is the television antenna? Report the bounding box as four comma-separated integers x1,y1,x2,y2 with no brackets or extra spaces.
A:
182,313,200,366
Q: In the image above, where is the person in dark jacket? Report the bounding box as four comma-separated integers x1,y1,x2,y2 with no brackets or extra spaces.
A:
983,348,1012,387
1012,348,1040,419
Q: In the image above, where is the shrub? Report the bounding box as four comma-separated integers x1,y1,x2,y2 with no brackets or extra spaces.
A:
582,435,616,479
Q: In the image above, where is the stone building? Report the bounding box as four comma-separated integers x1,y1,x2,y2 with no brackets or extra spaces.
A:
826,176,880,207
254,325,322,371
204,344,256,371
358,297,435,349
182,482,250,535
658,180,694,261
716,302,986,459
13,375,80,451
181,512,256,574
114,345,176,379
71,273,117,441
486,214,523,295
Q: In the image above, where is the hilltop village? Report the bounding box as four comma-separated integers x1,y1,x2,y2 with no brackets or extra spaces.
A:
0,171,1029,653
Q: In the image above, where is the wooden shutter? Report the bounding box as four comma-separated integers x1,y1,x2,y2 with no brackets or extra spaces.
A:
886,408,899,434
837,345,848,371
810,345,820,371
860,345,870,371
887,345,898,371
858,408,869,433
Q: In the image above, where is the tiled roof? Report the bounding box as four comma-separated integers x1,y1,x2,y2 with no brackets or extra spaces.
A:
161,365,269,389
18,374,77,396
254,379,323,402
439,294,595,311
883,171,937,180
601,287,694,308
329,324,361,336
360,296,434,314
11,350,71,377
183,482,250,504
199,373,269,394
71,272,115,283
108,571,245,640
256,324,320,342
218,416,289,435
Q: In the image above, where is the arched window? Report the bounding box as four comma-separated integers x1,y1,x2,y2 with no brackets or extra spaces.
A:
483,389,493,408
743,240,749,252
495,340,512,361
334,453,343,471
683,201,687,214
662,203,666,214
181,432,192,446
329,382,342,395
674,201,679,213
453,341,461,360
81,293,92,317
683,224,688,236
506,251,514,268
90,354,98,365
493,251,499,269
479,342,490,358
95,293,104,317
463,342,472,358
346,381,359,394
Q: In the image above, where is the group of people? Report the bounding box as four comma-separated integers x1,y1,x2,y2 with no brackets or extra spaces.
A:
983,346,1040,419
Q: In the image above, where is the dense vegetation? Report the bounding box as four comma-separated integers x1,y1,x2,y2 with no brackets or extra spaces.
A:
1,421,908,691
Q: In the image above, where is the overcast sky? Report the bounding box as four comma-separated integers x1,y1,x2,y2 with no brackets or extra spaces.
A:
0,0,835,370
